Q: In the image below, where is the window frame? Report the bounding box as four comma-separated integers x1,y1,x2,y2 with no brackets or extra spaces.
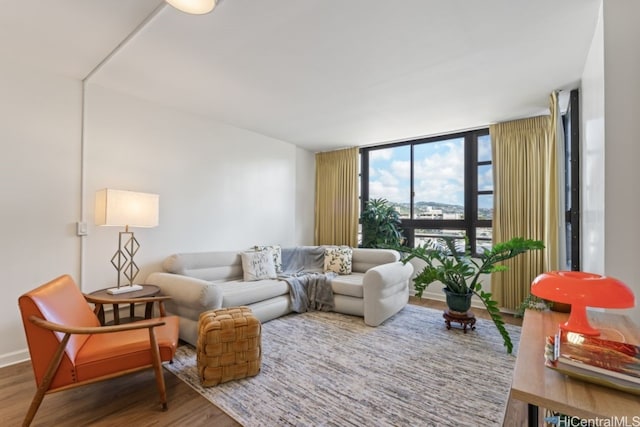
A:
564,89,580,270
360,128,492,255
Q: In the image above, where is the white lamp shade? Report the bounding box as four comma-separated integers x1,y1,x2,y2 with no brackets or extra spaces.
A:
166,0,216,15
95,189,159,228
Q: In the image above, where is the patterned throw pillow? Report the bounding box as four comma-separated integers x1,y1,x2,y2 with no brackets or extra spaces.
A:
254,245,282,273
323,246,353,275
241,250,277,281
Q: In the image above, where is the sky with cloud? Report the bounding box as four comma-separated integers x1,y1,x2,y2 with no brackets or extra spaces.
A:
368,135,493,209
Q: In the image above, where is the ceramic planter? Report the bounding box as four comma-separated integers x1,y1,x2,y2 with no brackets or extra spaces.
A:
443,288,473,313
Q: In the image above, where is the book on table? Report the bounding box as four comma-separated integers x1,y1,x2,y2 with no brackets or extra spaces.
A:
544,329,640,394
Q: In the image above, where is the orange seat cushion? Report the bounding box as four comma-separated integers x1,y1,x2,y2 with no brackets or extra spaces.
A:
75,316,179,382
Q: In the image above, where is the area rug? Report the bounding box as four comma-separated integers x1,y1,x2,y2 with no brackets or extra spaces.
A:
165,305,521,426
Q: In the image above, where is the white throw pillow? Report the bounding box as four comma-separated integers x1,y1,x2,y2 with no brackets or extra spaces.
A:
241,250,277,281
254,245,282,273
324,246,353,275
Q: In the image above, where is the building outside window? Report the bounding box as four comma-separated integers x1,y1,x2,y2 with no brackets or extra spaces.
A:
360,129,492,255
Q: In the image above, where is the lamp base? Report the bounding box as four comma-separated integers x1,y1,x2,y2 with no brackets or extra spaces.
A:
560,303,601,336
107,284,144,295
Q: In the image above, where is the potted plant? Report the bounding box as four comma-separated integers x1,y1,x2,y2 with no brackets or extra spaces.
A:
393,236,544,354
515,294,551,318
360,198,405,248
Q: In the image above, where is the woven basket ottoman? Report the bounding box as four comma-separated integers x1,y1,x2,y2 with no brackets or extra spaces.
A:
197,306,262,386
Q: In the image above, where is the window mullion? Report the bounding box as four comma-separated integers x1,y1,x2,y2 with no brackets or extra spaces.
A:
465,134,476,254
363,128,492,253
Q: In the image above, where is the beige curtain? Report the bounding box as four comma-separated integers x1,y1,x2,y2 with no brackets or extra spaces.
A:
314,147,359,246
550,91,567,269
490,113,560,309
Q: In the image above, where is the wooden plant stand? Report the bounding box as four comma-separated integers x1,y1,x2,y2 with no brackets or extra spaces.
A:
443,309,476,333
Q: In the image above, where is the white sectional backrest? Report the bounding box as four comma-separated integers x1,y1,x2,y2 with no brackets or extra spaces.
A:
351,248,400,273
162,251,243,281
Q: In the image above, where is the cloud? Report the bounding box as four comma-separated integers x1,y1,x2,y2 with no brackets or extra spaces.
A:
366,138,489,208
369,182,401,201
368,147,410,202
369,149,394,161
369,167,407,202
478,165,493,191
478,135,492,161
413,141,464,205
390,160,410,180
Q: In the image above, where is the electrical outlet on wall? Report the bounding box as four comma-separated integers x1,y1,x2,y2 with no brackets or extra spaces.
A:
76,221,88,236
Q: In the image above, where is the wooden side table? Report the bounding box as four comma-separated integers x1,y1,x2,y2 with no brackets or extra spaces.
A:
509,309,640,426
85,284,169,325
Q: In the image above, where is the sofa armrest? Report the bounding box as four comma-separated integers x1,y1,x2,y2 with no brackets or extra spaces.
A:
362,261,414,326
146,272,223,311
351,248,400,273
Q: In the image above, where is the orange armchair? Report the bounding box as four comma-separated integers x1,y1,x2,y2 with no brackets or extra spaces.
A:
18,274,180,427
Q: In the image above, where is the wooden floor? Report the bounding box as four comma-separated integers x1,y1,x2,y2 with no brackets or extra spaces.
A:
2,299,529,426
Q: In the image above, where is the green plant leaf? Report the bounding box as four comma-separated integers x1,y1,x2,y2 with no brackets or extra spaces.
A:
389,235,544,354
360,198,405,248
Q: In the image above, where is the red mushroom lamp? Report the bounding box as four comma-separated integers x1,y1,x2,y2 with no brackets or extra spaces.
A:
530,271,635,336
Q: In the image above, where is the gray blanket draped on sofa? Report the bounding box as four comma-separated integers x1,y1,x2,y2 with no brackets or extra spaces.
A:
279,247,336,312
280,272,336,312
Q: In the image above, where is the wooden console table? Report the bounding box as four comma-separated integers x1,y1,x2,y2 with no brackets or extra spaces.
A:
510,309,640,425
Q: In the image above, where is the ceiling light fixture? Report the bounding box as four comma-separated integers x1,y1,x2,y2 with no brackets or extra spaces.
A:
166,0,217,15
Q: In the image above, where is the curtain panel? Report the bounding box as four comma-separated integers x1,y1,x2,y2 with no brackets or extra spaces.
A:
490,114,560,309
550,91,567,269
314,147,359,246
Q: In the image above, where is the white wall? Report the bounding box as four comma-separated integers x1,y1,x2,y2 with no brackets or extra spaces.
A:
294,147,316,245
580,3,605,276
82,84,312,293
0,66,82,366
581,0,640,325
602,0,640,324
0,77,316,366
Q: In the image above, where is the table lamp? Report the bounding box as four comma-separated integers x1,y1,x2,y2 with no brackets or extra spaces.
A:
530,271,635,336
95,189,159,294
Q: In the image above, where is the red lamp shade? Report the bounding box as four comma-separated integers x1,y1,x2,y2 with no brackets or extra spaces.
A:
531,271,635,336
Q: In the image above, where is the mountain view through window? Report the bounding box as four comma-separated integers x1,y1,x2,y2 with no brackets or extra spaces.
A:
362,130,492,254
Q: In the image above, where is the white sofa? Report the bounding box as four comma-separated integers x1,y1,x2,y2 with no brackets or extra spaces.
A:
146,247,414,345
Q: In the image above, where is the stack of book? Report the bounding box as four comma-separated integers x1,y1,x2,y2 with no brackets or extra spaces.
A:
544,329,640,395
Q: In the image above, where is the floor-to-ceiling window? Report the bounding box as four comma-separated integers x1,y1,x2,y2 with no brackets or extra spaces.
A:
360,128,491,255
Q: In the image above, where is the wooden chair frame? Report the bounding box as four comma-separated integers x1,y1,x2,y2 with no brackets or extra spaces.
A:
23,295,172,427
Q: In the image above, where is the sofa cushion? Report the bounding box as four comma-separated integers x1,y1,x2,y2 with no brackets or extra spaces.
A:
324,246,353,275
217,279,289,307
331,272,364,298
241,250,277,281
254,245,283,273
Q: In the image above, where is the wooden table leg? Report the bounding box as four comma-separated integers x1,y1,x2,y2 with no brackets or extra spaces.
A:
112,304,120,325
93,303,105,325
145,302,154,319
528,403,539,426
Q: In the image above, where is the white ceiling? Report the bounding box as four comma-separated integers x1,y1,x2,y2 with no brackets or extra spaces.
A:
3,0,601,152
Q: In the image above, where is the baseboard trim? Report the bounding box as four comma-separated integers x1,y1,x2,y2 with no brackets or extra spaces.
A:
415,291,517,315
419,290,486,310
0,348,30,368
